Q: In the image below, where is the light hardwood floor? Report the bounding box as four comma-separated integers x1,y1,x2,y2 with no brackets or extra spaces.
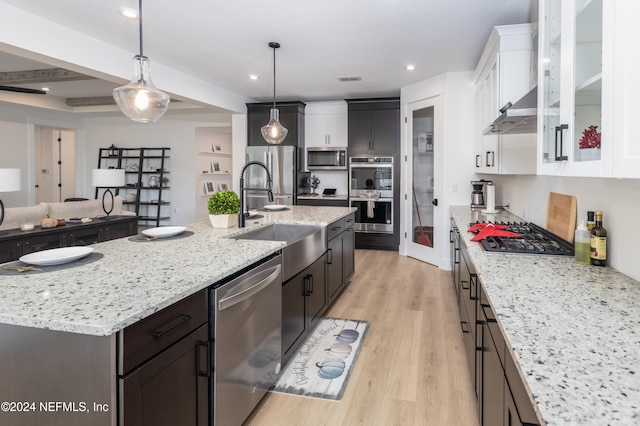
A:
245,249,479,426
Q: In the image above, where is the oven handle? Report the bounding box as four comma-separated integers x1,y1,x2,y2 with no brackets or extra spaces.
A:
218,264,281,311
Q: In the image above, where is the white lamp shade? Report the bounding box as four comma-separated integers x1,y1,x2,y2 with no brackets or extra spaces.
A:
92,169,125,187
0,168,21,192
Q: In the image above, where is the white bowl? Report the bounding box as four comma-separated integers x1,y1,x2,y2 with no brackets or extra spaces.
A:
20,246,94,266
142,226,187,239
263,204,288,211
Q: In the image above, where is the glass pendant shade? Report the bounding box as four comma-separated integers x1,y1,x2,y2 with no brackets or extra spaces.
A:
113,55,170,123
261,108,289,144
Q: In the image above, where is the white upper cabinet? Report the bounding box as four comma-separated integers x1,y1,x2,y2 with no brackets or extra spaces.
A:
611,0,640,178
304,101,348,148
538,0,612,177
474,24,537,175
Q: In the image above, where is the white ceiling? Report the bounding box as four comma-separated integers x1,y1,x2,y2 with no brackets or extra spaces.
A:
0,0,533,112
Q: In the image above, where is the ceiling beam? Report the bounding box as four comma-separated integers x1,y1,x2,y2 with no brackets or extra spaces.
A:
0,68,97,84
66,96,115,106
66,96,181,107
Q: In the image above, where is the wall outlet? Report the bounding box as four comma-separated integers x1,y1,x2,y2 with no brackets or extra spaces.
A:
451,183,458,192
522,209,527,219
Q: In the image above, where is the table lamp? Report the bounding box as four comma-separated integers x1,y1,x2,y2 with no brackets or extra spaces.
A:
92,169,125,217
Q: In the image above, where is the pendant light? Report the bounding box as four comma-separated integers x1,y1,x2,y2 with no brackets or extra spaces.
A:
261,42,288,144
113,0,170,123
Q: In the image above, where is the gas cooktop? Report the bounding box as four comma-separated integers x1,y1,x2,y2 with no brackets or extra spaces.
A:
469,221,574,255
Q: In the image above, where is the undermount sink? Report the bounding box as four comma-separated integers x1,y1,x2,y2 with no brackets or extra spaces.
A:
230,223,326,281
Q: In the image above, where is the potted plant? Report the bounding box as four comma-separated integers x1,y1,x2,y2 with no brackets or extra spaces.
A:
578,125,601,161
207,190,240,228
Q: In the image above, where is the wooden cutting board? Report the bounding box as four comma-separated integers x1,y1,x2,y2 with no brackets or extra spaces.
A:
545,192,577,243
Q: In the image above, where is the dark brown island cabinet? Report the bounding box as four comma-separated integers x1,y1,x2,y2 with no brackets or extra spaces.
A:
281,212,355,367
327,213,355,306
451,217,542,426
282,252,327,367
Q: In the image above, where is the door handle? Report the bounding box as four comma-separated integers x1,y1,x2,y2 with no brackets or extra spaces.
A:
152,314,192,338
432,199,438,206
218,264,282,310
196,341,210,377
555,124,569,161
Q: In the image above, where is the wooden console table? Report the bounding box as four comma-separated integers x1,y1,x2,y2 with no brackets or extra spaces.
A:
0,216,138,263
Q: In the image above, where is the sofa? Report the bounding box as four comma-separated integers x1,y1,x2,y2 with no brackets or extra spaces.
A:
0,196,135,231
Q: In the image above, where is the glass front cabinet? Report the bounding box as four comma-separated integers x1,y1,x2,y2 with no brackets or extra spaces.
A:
538,0,611,177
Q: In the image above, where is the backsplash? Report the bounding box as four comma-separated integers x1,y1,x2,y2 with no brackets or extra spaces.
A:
486,174,640,281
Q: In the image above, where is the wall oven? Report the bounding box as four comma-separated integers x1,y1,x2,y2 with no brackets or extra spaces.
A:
349,157,394,233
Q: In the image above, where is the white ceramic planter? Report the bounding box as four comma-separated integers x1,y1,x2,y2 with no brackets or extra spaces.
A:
209,214,238,228
579,148,600,161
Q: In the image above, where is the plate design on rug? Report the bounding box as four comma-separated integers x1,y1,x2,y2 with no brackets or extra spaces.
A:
270,317,370,400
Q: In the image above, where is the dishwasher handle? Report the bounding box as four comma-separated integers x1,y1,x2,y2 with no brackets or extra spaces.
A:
218,264,282,311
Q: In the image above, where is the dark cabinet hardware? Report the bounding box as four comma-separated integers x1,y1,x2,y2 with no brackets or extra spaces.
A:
432,198,438,206
554,124,569,161
152,314,192,338
196,341,209,377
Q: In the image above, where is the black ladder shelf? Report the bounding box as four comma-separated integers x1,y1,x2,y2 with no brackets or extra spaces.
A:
96,147,171,227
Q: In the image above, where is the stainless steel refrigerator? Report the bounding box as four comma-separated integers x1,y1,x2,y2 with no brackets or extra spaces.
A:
244,146,299,210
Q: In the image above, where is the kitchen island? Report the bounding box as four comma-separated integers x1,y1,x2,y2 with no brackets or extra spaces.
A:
0,206,355,426
450,205,640,425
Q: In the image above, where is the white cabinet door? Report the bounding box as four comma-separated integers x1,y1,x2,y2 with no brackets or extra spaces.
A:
474,24,536,175
538,0,611,177
304,102,348,147
611,0,640,178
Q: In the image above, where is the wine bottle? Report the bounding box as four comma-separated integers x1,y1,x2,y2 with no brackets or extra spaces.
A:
590,210,607,266
586,211,595,230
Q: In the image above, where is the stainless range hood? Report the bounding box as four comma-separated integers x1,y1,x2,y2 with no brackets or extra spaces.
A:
483,87,537,135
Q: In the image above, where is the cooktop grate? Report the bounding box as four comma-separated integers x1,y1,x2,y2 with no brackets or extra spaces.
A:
469,221,575,255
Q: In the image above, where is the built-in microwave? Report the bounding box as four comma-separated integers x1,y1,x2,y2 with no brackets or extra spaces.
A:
307,147,347,170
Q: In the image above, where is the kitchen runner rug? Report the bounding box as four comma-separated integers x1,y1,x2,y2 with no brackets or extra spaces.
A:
270,317,370,401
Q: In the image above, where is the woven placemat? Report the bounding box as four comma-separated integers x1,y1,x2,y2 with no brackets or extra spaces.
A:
0,252,104,276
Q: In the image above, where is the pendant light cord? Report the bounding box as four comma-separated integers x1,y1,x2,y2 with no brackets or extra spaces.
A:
272,45,276,110
138,0,144,58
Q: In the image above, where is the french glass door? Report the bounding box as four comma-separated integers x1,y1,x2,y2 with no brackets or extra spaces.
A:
404,97,441,265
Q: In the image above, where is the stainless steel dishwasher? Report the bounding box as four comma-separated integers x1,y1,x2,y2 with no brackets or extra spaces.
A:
209,253,282,426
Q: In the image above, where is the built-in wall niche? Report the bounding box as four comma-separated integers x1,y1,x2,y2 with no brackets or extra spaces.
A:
195,126,233,220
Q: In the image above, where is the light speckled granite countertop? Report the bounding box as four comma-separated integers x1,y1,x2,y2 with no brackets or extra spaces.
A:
450,206,640,426
0,206,354,337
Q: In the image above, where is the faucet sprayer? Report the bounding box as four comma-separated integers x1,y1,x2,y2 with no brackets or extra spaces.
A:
239,161,274,228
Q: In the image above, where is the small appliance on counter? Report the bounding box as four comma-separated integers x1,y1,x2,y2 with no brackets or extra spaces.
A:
322,188,337,197
471,179,492,209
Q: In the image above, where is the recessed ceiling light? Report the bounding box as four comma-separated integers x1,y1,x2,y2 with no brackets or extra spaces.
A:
41,87,50,92
249,75,259,81
405,64,416,71
118,7,138,19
